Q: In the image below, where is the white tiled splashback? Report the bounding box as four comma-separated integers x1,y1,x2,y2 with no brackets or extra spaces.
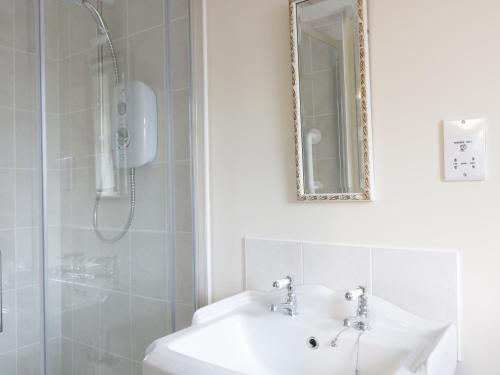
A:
245,237,460,327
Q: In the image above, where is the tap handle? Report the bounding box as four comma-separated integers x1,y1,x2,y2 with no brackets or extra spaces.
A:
272,276,293,289
345,286,366,301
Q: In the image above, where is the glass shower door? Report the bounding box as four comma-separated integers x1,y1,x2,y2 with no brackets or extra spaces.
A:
0,0,44,374
40,0,196,374
0,1,196,373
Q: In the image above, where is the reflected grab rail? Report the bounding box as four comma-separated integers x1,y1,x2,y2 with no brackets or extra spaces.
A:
305,129,322,194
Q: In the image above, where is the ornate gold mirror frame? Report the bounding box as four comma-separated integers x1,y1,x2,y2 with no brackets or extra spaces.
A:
290,0,375,201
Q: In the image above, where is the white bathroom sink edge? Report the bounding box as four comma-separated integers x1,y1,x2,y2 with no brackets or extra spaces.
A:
144,285,458,375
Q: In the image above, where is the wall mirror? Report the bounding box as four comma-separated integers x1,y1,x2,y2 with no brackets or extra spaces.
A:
290,0,374,201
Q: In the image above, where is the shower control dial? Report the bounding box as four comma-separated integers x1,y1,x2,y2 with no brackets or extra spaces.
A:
112,81,158,169
118,102,127,116
117,127,130,148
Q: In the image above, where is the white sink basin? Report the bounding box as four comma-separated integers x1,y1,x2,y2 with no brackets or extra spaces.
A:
143,286,457,375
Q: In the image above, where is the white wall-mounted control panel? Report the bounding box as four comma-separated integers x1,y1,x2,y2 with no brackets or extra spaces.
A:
443,118,486,182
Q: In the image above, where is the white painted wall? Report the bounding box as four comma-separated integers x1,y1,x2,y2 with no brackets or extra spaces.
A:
206,0,500,373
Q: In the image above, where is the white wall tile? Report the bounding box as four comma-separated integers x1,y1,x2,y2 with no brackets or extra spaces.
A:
132,164,167,231
311,38,334,72
43,2,59,61
173,161,192,232
46,338,63,375
69,109,94,168
0,108,14,168
0,47,14,107
72,341,99,375
169,0,188,20
99,230,131,293
174,304,194,331
312,69,335,115
175,232,194,305
128,26,165,95
17,286,41,348
244,238,302,291
68,49,96,113
14,0,37,53
16,170,40,227
314,114,338,159
169,17,189,90
0,170,15,229
57,5,69,60
131,297,171,362
58,58,69,113
70,167,94,228
0,0,14,48
102,0,127,41
155,91,168,164
46,114,60,170
372,247,458,323
15,110,39,169
0,351,16,374
17,343,42,375
302,242,371,292
131,231,168,300
71,285,100,347
132,362,142,375
0,230,15,291
99,291,132,358
98,351,133,375
47,171,61,226
15,51,38,111
67,5,96,56
45,59,59,114
15,227,40,288
46,227,61,270
45,280,62,340
128,0,164,34
60,338,73,375
0,290,17,354
299,76,313,117
60,283,74,340
173,89,190,161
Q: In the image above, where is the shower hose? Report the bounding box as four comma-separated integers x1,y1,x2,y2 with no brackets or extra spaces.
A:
93,168,136,244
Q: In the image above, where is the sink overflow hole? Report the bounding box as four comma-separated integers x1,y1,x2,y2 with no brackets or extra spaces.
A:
307,337,319,350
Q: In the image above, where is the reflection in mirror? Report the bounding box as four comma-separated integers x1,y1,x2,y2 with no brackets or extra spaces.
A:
291,0,374,201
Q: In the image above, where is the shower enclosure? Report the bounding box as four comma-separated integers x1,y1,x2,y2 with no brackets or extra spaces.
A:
0,0,202,373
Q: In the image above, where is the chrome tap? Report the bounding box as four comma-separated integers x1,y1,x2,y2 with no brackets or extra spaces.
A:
270,276,297,317
330,286,370,348
343,286,370,332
